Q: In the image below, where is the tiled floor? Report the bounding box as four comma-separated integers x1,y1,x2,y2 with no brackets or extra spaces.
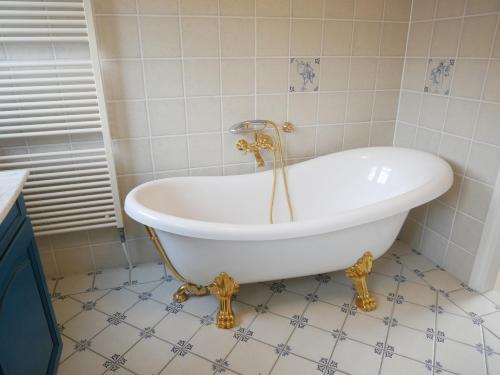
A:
49,241,500,375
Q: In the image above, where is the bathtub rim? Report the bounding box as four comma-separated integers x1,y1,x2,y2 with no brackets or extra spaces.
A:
124,147,453,241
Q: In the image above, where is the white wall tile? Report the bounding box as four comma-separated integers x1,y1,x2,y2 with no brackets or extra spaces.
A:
289,94,318,125
411,0,437,21
221,59,255,95
348,58,377,90
415,127,441,154
138,0,178,14
451,212,484,255
381,23,409,57
188,134,222,167
484,61,500,103
149,99,186,136
186,97,221,133
108,101,149,139
102,61,145,100
343,123,370,149
256,95,287,123
112,139,153,174
346,92,374,123
458,178,493,221
451,59,489,99
292,0,323,18
394,122,417,147
426,201,455,238
443,243,474,283
420,228,448,265
419,94,447,130
355,0,384,20
256,19,290,57
430,19,461,57
180,0,218,15
220,0,255,16
96,16,140,59
475,103,500,146
384,0,412,21
221,18,255,57
181,17,219,57
139,17,180,58
438,134,470,173
436,0,466,18
444,98,479,137
144,60,184,98
352,21,382,56
286,127,316,158
377,58,404,90
459,15,498,58
183,59,220,96
406,22,433,57
324,0,355,19
370,121,396,146
402,58,428,90
466,142,500,184
318,93,347,124
93,0,136,14
152,136,189,170
316,125,344,155
465,0,500,15
373,91,400,121
256,0,290,17
222,96,255,130
320,57,350,90
398,91,422,124
291,20,323,56
256,58,289,94
323,21,353,56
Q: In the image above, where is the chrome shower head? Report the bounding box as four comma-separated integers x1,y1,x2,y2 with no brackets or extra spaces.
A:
229,120,269,134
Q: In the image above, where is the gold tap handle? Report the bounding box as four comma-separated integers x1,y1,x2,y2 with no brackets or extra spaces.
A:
282,122,294,133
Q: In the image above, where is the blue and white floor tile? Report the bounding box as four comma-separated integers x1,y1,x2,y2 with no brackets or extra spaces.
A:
50,241,500,375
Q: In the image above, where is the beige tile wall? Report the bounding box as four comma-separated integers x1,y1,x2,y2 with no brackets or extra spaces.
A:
395,0,500,282
4,0,412,277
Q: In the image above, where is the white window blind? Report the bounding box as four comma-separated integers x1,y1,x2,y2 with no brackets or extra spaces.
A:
0,0,123,236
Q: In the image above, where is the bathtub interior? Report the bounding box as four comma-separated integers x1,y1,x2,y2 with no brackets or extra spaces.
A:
131,147,449,225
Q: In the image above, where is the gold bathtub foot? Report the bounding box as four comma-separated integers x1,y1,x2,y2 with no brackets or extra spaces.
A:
345,251,377,312
208,272,239,329
173,283,209,303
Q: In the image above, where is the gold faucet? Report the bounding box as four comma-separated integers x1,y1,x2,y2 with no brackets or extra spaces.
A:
231,120,295,224
236,132,274,167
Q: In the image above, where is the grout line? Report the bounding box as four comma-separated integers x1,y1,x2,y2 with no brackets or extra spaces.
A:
267,279,322,375
176,0,192,176
377,262,403,374
368,0,387,147
134,1,157,180
312,0,327,158
434,0,469,269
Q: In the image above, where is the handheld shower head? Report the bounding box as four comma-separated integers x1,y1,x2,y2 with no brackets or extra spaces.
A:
229,120,269,134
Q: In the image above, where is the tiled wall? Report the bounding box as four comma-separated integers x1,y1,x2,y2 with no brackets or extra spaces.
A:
395,0,500,282
7,0,413,277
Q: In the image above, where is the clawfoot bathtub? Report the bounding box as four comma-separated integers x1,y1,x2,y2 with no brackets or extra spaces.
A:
125,147,453,328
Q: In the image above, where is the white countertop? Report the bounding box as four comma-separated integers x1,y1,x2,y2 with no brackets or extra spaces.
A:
0,170,28,224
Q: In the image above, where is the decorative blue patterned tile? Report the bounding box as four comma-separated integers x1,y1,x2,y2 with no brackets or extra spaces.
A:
424,59,454,95
289,58,320,92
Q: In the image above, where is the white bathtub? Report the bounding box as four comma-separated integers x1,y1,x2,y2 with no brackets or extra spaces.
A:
125,147,453,286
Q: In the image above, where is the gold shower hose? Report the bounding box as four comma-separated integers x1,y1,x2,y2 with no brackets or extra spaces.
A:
266,121,294,224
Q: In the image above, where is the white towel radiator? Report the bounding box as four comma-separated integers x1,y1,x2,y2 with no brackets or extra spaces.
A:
0,0,123,237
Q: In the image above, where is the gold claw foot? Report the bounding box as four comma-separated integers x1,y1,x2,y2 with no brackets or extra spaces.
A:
173,283,209,303
345,251,377,312
208,272,239,329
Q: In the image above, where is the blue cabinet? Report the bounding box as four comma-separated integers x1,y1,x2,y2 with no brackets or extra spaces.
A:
0,196,61,375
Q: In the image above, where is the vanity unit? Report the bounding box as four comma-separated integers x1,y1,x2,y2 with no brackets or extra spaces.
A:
0,170,61,375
